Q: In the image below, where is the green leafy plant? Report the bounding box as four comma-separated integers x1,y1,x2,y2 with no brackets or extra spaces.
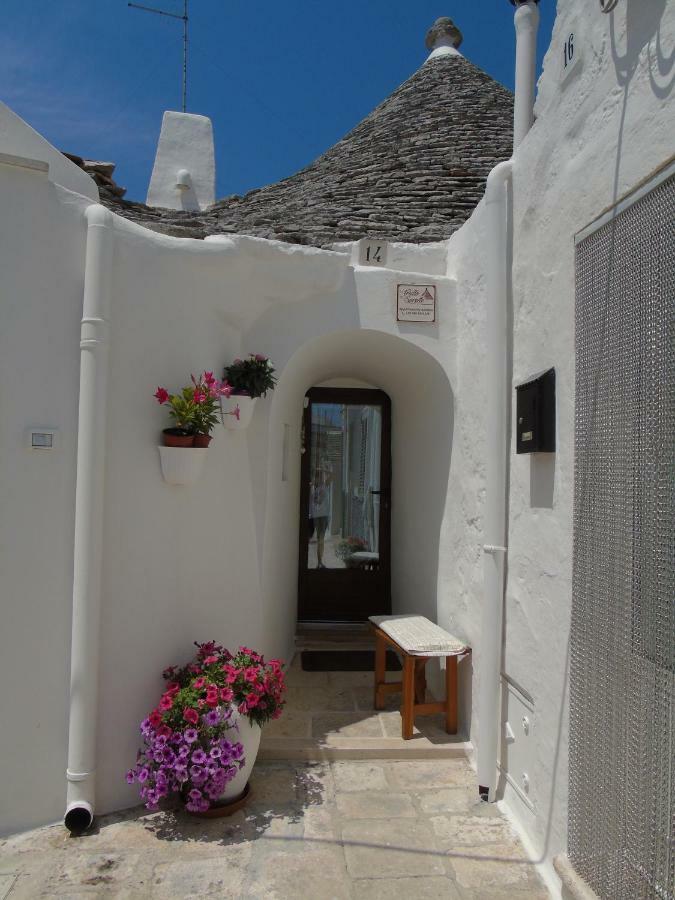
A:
224,354,277,399
155,372,232,436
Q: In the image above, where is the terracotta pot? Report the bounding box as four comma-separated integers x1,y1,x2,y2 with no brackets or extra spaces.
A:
162,429,194,448
193,433,212,448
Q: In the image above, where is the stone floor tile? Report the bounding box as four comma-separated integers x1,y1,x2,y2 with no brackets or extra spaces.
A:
353,874,462,899
342,818,445,879
49,852,154,896
353,687,401,712
312,713,384,740
243,846,351,900
446,843,539,891
286,686,355,712
416,787,503,817
284,661,329,688
327,670,374,688
385,758,474,790
336,791,416,820
152,850,249,898
302,805,340,841
331,762,388,792
430,814,518,848
263,712,312,739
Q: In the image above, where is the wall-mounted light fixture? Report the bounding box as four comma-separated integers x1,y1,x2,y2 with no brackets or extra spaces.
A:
599,0,620,11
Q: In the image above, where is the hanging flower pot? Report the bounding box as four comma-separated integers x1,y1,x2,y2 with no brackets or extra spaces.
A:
158,446,207,485
221,394,256,430
162,428,195,448
220,354,276,430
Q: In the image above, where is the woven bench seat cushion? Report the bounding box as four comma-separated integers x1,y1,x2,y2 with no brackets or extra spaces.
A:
369,614,468,657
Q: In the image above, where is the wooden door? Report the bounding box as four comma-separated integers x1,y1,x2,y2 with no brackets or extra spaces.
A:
298,388,391,622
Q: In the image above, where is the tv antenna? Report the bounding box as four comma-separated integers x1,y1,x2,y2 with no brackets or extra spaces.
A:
128,1,189,112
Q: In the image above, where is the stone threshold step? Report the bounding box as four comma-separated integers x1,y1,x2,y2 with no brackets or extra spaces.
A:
259,738,472,762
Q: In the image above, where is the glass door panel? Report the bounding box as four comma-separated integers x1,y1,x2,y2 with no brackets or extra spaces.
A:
298,388,391,622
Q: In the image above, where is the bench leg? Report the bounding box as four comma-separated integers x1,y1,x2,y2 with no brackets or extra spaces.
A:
374,631,386,710
414,658,427,704
402,656,415,740
446,655,458,735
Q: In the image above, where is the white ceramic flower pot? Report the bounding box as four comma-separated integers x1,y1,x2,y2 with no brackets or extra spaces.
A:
221,395,257,430
220,712,262,801
158,446,207,485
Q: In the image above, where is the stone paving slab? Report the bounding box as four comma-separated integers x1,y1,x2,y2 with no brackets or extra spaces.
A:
261,654,469,761
0,760,549,899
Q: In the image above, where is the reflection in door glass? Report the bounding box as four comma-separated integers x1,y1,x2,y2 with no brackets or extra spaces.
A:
307,402,382,570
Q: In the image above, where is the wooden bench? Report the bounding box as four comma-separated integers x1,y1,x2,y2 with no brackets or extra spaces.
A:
369,615,471,740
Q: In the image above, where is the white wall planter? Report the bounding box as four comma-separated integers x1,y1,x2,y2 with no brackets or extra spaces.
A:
221,395,257,430
220,712,262,801
158,446,207,485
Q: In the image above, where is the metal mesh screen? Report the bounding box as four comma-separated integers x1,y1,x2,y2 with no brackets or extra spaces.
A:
571,172,675,900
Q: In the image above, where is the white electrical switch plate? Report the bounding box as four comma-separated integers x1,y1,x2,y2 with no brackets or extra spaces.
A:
26,427,59,450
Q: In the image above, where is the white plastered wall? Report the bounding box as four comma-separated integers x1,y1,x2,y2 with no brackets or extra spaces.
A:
443,0,675,887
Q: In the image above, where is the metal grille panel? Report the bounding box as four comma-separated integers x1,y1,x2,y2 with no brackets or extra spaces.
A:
572,173,675,900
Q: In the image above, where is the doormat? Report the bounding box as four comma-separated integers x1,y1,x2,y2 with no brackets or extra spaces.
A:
301,650,401,672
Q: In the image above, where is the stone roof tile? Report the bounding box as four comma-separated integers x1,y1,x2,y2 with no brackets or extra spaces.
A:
99,52,513,247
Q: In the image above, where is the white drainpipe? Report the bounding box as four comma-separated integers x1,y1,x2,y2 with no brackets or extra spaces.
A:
476,0,539,802
64,204,114,833
513,0,540,152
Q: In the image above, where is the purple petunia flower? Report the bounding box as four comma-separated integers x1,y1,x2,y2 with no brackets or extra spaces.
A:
204,709,220,726
191,748,208,765
184,728,198,744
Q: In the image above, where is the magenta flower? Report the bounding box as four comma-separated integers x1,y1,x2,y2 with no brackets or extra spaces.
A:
154,387,169,404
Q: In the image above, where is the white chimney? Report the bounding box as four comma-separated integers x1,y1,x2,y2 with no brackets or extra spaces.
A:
146,111,215,211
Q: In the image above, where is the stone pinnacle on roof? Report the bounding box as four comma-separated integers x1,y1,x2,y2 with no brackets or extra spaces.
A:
425,17,463,52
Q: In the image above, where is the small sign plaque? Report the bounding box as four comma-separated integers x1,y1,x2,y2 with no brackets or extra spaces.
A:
359,240,388,267
396,283,436,323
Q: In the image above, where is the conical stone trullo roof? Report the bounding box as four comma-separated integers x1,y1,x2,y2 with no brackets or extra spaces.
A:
96,20,513,247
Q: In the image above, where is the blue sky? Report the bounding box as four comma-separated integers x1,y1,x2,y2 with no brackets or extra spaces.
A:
1,1,556,202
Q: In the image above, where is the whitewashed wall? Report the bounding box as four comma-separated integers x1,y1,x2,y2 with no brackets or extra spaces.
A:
443,0,675,888
0,162,87,835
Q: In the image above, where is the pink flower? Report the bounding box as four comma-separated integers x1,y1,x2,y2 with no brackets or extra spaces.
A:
233,405,240,421
193,676,206,689
193,388,207,404
203,371,216,385
220,687,233,702
159,694,173,711
233,358,243,365
219,381,233,398
149,710,162,727
166,681,180,695
204,655,218,665
183,707,199,725
254,354,267,361
154,387,169,404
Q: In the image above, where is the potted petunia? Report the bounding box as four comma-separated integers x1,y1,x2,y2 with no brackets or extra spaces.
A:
127,641,286,816
220,354,277,430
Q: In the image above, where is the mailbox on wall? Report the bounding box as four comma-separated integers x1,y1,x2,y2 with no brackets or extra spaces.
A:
516,368,556,454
